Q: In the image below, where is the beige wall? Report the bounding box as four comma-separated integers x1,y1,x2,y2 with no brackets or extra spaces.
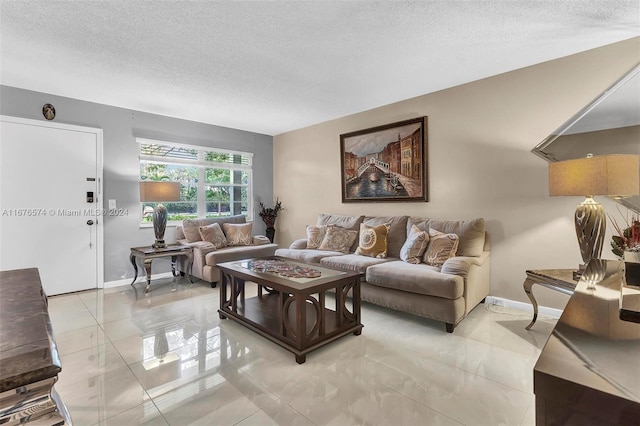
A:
550,125,640,160
273,37,639,310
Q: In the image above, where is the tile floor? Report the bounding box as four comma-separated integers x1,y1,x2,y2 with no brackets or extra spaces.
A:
48,277,557,426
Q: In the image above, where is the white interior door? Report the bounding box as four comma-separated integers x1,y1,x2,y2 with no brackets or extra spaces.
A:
0,116,103,295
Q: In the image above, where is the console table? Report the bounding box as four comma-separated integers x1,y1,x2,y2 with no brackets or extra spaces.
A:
0,268,72,425
534,260,640,425
523,269,578,330
130,245,194,293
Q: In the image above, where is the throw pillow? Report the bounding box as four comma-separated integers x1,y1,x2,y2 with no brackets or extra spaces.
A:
199,223,228,249
306,225,327,249
182,219,202,243
222,222,253,246
423,228,459,267
400,225,429,264
355,223,390,258
318,225,358,253
316,214,365,252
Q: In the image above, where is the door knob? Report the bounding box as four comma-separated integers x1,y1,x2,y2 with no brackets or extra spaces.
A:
87,220,94,225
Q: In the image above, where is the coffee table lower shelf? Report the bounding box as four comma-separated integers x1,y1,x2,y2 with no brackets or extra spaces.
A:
219,292,362,364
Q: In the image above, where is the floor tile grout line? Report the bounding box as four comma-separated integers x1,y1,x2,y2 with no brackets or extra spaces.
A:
368,368,464,426
399,339,539,396
49,283,548,426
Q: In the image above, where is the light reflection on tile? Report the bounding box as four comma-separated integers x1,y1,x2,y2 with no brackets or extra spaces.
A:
55,325,106,356
46,282,556,425
58,342,128,386
56,365,150,426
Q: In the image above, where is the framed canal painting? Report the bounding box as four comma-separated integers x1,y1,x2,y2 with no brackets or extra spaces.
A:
340,116,428,203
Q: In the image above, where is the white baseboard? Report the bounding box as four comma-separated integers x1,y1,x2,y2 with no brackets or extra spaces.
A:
485,296,562,319
104,272,174,289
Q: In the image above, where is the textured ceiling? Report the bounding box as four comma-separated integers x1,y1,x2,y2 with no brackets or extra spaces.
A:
1,1,639,136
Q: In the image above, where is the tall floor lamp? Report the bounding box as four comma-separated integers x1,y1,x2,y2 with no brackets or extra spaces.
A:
549,154,640,278
140,181,181,248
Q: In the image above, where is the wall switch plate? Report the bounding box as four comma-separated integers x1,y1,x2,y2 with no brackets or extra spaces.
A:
108,199,117,209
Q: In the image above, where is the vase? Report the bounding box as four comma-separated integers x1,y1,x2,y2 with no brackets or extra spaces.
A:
266,227,275,243
154,328,169,361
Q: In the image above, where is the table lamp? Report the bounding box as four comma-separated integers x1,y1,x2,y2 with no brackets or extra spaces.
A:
139,181,181,248
549,154,640,278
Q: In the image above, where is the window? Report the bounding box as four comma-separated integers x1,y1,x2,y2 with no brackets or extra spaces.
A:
138,138,253,224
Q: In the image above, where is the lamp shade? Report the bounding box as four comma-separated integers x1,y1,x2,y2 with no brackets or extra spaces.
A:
139,181,181,202
549,154,640,197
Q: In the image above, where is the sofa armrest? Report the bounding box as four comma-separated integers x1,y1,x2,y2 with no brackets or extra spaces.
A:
289,238,308,250
177,239,217,271
441,251,489,278
443,251,491,315
253,235,271,245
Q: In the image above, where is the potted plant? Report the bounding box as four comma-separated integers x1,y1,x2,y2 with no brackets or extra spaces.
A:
610,213,640,258
610,212,640,285
258,197,283,243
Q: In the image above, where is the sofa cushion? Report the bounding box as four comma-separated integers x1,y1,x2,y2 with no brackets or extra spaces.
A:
400,225,429,264
253,236,271,245
318,225,358,253
423,228,459,267
366,261,464,299
355,223,389,258
363,216,408,258
320,254,394,274
182,215,246,243
275,248,345,263
317,214,364,252
305,225,327,249
409,217,485,257
199,223,228,249
223,222,253,246
205,244,278,266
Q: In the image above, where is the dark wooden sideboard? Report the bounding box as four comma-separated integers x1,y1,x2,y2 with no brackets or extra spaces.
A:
0,268,71,425
534,260,640,425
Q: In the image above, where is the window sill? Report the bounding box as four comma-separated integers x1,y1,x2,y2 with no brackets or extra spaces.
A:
139,222,180,229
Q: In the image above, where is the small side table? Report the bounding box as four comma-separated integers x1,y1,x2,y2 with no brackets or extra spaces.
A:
523,269,577,330
130,245,194,293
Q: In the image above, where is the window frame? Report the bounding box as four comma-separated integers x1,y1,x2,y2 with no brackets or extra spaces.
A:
137,137,254,226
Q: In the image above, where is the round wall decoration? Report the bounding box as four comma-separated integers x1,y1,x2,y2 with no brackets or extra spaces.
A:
42,103,56,120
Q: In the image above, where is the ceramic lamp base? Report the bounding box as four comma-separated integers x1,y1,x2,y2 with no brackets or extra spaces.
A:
574,196,605,273
152,204,168,248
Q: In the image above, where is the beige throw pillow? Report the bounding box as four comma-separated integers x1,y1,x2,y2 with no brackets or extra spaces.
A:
199,223,228,249
316,214,365,252
222,222,253,246
400,225,429,264
306,225,327,249
355,223,390,258
182,219,203,243
423,228,459,267
318,225,358,253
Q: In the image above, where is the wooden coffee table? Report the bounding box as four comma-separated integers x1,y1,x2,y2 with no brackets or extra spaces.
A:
217,256,363,364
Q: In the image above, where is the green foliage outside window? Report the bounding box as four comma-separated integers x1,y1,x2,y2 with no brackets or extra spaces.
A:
139,142,252,223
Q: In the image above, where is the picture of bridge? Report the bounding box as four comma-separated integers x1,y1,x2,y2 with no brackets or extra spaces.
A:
340,118,427,202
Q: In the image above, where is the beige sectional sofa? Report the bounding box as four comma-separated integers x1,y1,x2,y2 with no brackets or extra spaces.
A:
275,214,490,332
176,215,278,287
